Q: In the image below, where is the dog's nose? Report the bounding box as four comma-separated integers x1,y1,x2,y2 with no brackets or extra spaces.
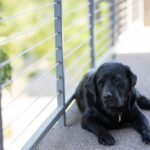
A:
103,92,112,100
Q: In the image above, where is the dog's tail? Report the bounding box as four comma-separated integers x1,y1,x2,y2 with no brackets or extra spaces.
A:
68,91,85,113
137,95,150,110
66,92,76,109
68,93,76,102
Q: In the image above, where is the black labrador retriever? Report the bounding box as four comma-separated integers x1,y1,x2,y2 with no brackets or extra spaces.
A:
73,62,150,145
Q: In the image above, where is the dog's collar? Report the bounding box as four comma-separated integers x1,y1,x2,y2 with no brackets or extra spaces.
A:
92,107,123,123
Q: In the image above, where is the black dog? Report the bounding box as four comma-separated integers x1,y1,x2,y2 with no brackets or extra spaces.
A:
73,62,150,145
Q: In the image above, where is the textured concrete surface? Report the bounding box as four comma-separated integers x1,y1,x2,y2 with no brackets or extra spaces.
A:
36,53,150,150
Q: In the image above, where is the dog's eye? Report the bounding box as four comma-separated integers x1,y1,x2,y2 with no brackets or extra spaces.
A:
114,76,121,83
114,77,125,89
98,80,105,87
114,78,120,82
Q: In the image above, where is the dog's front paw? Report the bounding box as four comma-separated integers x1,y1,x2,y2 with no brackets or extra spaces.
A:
142,130,150,144
98,133,115,146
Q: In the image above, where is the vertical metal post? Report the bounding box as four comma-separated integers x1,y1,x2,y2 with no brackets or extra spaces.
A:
88,0,95,68
110,0,118,46
0,87,3,150
54,0,66,126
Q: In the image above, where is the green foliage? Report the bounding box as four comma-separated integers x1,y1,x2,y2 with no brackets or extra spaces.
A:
0,0,111,85
0,49,12,86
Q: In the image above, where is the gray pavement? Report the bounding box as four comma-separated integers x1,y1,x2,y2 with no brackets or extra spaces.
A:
36,53,150,150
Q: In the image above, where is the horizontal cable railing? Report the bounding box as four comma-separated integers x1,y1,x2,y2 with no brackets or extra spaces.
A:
95,32,112,47
1,61,57,90
96,41,112,57
0,34,56,70
3,49,55,83
6,93,58,149
4,79,58,131
0,2,55,23
63,2,91,17
0,17,56,46
66,59,90,87
95,3,113,14
65,50,89,74
95,23,112,36
64,37,90,60
64,14,91,31
64,26,91,45
2,60,58,110
95,13,113,24
2,52,58,109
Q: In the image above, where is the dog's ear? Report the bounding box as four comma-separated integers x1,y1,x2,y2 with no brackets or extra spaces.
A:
126,66,137,89
128,90,137,110
126,66,137,110
86,74,97,103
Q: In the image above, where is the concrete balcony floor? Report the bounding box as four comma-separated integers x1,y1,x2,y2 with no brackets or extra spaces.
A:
36,25,150,150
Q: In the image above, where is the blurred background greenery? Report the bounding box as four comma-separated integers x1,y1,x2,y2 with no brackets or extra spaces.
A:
0,0,110,89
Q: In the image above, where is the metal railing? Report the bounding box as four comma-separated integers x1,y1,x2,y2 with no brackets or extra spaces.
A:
0,0,142,149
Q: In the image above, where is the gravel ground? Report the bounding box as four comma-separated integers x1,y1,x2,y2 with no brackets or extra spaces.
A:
36,53,150,150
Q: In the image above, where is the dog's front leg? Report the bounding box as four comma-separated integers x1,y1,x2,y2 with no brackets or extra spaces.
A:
131,106,150,144
81,114,115,145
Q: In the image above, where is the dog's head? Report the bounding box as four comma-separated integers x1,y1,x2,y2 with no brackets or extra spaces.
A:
87,62,137,113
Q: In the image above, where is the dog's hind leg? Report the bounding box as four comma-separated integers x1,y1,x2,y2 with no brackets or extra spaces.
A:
136,90,150,110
